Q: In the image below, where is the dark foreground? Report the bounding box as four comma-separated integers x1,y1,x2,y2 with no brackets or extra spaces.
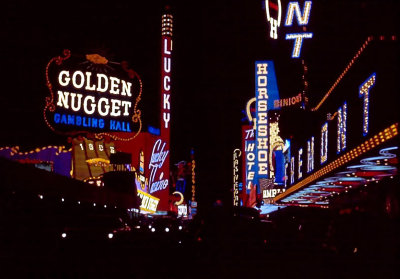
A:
1,199,399,279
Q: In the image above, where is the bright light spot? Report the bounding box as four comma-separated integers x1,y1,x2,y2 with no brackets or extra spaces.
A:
78,201,80,204
108,233,113,239
104,205,107,208
178,226,182,230
93,203,96,207
151,228,156,232
148,225,152,229
61,233,67,238
38,195,43,200
134,226,141,229
178,240,182,244
61,198,64,202
165,227,170,232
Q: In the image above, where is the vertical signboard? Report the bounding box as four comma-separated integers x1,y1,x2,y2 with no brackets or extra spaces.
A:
242,125,256,192
255,61,269,194
255,61,280,193
154,12,173,211
233,149,241,206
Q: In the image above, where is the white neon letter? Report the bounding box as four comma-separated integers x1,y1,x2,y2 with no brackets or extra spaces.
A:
56,91,69,109
110,99,121,116
284,1,312,26
359,73,376,136
121,80,132,97
298,148,303,179
97,74,109,93
121,101,131,116
85,72,96,91
109,77,120,95
285,33,313,58
321,122,328,164
163,94,170,110
164,76,171,91
58,71,70,87
83,95,96,114
265,0,282,39
307,136,314,173
337,102,347,153
98,97,110,116
72,71,85,89
70,93,82,112
163,112,170,128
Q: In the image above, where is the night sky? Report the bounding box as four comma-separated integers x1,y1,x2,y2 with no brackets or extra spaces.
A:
1,0,398,207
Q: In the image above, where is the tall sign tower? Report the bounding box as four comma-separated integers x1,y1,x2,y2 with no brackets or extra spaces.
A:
150,8,173,210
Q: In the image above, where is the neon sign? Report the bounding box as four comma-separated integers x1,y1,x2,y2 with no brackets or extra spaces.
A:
44,50,142,140
285,32,313,58
137,189,159,214
161,15,173,130
321,122,328,164
161,13,173,131
233,149,241,206
273,93,302,108
263,188,286,198
148,139,169,194
337,102,347,153
243,127,256,190
191,148,196,202
264,1,313,58
254,61,281,192
298,148,303,179
274,72,393,197
265,0,282,39
359,73,376,136
290,156,295,184
155,12,174,210
284,1,312,26
307,136,314,173
255,62,270,188
135,150,148,192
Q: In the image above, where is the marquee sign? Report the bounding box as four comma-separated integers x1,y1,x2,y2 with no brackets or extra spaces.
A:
44,49,143,141
137,189,160,214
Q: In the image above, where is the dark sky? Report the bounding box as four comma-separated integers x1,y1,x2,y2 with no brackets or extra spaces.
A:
1,0,398,206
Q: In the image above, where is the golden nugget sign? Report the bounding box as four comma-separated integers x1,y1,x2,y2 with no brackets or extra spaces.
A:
44,49,142,140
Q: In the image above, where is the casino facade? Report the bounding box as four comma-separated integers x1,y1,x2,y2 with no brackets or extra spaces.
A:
235,1,398,218
0,7,197,218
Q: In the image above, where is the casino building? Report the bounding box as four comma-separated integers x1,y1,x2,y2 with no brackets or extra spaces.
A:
237,35,399,220
0,7,196,217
